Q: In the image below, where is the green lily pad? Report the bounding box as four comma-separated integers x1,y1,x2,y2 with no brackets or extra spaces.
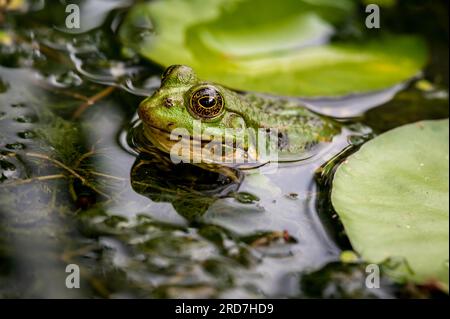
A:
331,119,449,291
120,0,427,97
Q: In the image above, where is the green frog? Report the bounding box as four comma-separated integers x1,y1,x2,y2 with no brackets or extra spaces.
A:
137,65,340,167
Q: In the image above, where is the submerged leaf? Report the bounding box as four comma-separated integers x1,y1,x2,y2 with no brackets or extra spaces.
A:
120,0,427,97
332,119,449,291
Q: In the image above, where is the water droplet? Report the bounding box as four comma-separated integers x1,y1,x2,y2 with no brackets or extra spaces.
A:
233,192,260,204
5,142,25,150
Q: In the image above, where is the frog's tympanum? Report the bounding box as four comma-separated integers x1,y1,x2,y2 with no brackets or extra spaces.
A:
138,65,340,166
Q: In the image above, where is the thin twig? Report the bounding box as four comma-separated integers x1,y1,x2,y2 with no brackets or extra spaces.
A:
61,244,98,263
89,171,128,181
0,174,65,187
33,80,90,101
74,149,96,168
25,152,88,184
72,86,116,119
7,151,111,199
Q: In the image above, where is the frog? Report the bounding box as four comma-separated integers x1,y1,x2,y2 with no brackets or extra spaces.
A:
137,65,340,167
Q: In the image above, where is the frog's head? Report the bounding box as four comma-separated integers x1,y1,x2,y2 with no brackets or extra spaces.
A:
138,65,248,158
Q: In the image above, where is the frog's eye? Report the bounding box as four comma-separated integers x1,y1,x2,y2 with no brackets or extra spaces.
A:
161,65,179,82
188,86,224,120
161,65,197,86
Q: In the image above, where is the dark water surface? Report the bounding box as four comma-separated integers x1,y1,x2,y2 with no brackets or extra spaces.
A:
0,1,448,298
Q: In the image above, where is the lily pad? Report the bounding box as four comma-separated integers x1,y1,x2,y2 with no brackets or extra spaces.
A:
120,0,427,97
331,119,449,290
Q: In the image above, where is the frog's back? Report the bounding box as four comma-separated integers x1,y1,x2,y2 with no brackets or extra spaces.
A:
234,92,340,155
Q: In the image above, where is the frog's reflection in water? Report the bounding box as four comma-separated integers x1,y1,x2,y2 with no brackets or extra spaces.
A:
130,148,243,221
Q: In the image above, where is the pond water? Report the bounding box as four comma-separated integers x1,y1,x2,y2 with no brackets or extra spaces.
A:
0,1,448,298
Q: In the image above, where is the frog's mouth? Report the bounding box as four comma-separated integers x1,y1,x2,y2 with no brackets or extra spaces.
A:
141,123,258,165
142,123,212,151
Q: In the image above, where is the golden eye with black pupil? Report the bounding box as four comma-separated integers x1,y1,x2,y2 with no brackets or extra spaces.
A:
188,86,224,120
198,96,216,108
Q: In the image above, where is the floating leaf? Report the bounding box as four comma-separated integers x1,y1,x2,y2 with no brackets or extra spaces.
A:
332,119,449,291
120,0,427,97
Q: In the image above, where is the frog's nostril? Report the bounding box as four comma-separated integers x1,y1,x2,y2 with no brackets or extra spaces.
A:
164,98,174,108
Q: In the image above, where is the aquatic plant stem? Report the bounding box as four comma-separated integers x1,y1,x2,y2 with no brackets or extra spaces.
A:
89,171,127,181
5,151,111,199
0,174,65,186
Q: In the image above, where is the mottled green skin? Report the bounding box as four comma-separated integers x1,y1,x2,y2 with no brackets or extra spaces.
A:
138,65,339,161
